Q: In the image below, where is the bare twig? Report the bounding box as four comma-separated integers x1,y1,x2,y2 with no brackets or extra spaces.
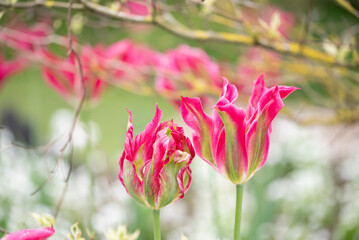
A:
1,0,358,69
336,0,359,18
30,0,86,196
0,227,9,234
54,143,73,219
300,0,314,48
50,0,85,219
0,0,83,10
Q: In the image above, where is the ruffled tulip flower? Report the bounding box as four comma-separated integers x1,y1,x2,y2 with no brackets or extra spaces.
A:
181,75,298,239
155,45,221,107
1,226,55,240
119,105,195,240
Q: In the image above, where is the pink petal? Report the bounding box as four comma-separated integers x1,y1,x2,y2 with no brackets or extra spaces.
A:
121,156,146,205
249,74,265,107
215,102,248,184
180,96,217,167
277,85,300,99
219,77,238,104
127,1,149,16
177,166,192,198
0,57,26,86
133,105,162,161
42,67,71,99
4,227,55,240
143,129,169,208
245,86,283,180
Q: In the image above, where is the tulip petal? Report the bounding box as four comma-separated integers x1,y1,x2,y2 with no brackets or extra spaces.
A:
133,105,162,162
120,152,146,205
215,103,248,184
124,106,162,179
4,227,55,240
246,87,283,180
249,74,265,107
143,130,169,209
278,85,299,99
220,77,238,103
177,166,192,197
180,96,217,167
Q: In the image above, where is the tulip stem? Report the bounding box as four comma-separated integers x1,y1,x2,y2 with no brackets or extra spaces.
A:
234,184,244,240
153,209,161,240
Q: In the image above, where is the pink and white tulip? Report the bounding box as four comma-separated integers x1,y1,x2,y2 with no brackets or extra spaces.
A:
181,75,298,184
119,105,195,209
1,227,55,240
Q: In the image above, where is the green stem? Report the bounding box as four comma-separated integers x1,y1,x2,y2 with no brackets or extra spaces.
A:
234,184,244,240
153,209,161,240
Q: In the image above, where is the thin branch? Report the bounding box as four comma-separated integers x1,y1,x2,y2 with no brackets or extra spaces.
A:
151,0,157,23
0,0,83,10
1,0,357,69
300,0,314,48
51,0,85,218
336,0,359,19
0,227,9,234
30,0,86,196
54,143,73,219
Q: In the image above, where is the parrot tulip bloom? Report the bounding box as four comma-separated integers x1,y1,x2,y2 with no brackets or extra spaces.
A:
1,227,55,240
181,75,298,184
119,106,195,210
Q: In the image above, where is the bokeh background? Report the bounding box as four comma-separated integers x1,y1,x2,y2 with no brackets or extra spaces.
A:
1,0,359,239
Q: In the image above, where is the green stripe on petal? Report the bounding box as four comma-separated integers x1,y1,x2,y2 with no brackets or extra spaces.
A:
216,105,248,184
123,160,146,206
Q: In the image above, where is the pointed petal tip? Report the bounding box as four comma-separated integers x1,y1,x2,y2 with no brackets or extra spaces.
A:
180,95,190,102
221,76,229,85
155,103,162,115
255,74,265,84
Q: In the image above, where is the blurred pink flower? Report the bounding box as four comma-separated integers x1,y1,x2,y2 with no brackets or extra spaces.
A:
0,22,51,53
119,105,195,209
41,45,105,102
181,75,298,184
126,0,149,16
242,5,295,39
155,45,221,106
236,47,282,92
0,55,26,88
261,6,295,38
1,226,55,240
105,39,158,86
